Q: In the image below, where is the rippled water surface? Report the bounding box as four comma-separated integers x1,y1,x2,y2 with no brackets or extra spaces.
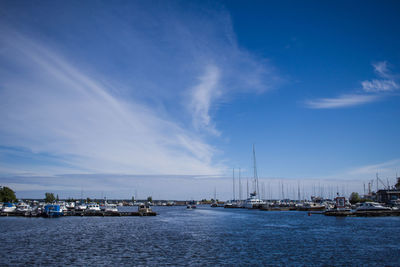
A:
1,206,400,266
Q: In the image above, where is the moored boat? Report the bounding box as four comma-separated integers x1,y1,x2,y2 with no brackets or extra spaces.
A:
1,203,16,213
243,145,265,209
75,203,87,211
243,192,265,209
86,203,101,212
138,203,156,216
356,202,391,211
43,204,64,217
16,202,32,213
101,201,119,213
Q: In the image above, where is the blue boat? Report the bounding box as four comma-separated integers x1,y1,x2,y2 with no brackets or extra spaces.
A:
43,204,64,217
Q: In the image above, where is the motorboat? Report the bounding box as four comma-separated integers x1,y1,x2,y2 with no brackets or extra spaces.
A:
104,204,118,213
75,203,87,211
138,203,155,215
356,202,391,211
1,203,16,213
16,202,32,213
43,204,64,217
224,201,233,208
86,203,101,212
187,201,196,209
65,202,75,210
101,201,118,213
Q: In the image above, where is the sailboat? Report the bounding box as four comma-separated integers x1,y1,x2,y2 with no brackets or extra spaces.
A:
224,168,238,208
243,145,266,209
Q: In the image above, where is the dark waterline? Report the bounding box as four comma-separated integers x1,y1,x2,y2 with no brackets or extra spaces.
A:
1,206,400,266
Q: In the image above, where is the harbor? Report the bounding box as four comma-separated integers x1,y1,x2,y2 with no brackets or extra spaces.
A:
1,204,400,266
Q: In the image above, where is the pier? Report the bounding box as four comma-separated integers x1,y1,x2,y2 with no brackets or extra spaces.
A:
324,210,400,217
0,210,157,217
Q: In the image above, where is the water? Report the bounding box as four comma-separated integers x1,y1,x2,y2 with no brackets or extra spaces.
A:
1,206,400,266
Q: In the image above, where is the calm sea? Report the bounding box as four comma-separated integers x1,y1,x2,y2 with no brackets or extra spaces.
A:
1,206,399,266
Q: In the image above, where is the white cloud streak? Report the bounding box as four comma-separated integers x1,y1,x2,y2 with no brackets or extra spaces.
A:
305,61,399,109
347,159,400,178
305,94,380,109
189,65,221,135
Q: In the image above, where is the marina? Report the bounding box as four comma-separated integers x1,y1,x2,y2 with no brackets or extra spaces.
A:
1,205,400,266
0,201,157,217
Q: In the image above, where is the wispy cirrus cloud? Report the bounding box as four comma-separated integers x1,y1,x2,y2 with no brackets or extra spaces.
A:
347,158,400,178
0,31,221,175
361,61,399,92
0,1,280,178
305,94,380,109
189,65,221,135
305,61,399,109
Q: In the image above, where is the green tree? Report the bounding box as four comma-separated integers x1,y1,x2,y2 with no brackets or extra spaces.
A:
0,186,17,202
349,192,361,204
131,196,135,202
147,196,153,203
45,192,56,203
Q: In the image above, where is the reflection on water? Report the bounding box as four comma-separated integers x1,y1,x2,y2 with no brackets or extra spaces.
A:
1,206,400,266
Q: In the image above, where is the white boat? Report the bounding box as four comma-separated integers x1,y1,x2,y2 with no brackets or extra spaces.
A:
243,145,265,209
57,201,67,213
356,202,391,211
86,203,101,212
65,202,75,210
16,202,32,213
244,192,265,209
1,203,16,213
105,204,118,213
101,201,118,213
75,203,87,211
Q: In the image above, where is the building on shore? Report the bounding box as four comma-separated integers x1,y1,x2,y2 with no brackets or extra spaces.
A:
376,177,400,205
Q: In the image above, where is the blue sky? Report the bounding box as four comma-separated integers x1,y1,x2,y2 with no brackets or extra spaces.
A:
0,0,399,199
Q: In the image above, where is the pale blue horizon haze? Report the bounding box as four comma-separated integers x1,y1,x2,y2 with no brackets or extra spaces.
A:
0,0,399,200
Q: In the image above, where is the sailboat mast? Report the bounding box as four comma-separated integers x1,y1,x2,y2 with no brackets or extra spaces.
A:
239,168,242,201
253,144,259,197
232,168,235,201
246,178,249,198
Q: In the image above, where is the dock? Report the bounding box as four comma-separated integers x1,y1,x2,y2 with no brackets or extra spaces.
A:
0,210,157,217
324,210,400,217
